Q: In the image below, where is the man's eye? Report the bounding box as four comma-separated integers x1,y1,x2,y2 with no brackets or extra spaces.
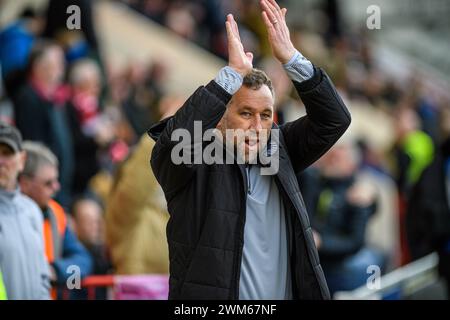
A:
261,114,271,120
241,112,251,118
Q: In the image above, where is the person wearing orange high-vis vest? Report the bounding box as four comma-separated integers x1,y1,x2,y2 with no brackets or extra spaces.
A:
43,199,67,264
19,141,92,299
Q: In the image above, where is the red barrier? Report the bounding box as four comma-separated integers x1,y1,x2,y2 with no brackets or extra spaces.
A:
81,275,115,300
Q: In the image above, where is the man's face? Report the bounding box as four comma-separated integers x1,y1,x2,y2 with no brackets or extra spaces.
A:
20,164,60,209
216,85,274,162
73,200,103,246
75,69,101,97
34,46,65,88
0,144,26,191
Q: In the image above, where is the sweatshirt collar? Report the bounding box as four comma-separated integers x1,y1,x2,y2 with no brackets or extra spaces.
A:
0,186,21,201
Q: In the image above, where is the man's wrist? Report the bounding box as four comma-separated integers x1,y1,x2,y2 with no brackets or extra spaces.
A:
283,51,301,68
214,66,243,95
283,49,314,83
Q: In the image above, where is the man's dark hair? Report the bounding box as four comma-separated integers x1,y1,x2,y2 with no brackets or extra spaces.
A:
25,39,60,76
243,68,274,97
70,193,104,218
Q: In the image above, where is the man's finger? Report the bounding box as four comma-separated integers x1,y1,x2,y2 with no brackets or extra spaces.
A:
262,0,282,21
261,11,274,30
232,18,242,43
225,20,233,40
227,14,236,36
268,0,282,11
227,14,241,43
262,11,274,30
260,0,278,24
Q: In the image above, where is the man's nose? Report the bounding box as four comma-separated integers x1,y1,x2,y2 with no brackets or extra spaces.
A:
249,115,263,131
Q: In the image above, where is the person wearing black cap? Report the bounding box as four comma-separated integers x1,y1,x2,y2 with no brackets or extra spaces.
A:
0,121,50,299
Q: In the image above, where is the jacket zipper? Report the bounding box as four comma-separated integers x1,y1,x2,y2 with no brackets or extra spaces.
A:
246,165,251,195
231,164,248,299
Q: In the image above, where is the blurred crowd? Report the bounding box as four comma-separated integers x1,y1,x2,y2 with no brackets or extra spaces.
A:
0,0,449,299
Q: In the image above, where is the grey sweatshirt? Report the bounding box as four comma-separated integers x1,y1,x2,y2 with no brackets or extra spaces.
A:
0,187,50,300
239,165,292,300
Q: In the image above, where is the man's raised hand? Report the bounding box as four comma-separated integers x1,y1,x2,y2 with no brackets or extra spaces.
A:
260,0,296,64
225,14,253,77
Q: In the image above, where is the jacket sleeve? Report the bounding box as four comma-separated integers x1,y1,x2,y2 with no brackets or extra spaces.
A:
52,227,93,284
280,67,351,173
150,80,231,198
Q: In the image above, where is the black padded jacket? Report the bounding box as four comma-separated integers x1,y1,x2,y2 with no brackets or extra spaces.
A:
148,67,351,299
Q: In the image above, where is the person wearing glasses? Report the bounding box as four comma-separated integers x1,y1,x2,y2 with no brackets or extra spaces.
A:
19,141,92,299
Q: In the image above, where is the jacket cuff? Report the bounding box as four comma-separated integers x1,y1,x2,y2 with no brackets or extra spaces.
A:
205,80,233,106
293,65,323,93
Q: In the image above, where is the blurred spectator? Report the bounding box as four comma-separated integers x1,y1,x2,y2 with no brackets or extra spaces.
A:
105,96,182,275
323,0,342,44
165,2,197,40
106,134,169,275
0,122,50,299
13,40,74,208
407,107,450,298
67,58,114,195
72,195,111,273
402,75,440,144
128,0,168,24
230,0,269,59
126,0,227,58
0,65,14,125
390,106,434,264
72,195,112,299
391,106,435,192
19,141,92,299
44,0,101,63
121,61,166,138
356,138,401,270
0,7,44,97
299,138,385,296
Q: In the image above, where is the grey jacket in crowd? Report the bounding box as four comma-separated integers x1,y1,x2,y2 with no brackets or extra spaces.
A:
0,187,50,300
